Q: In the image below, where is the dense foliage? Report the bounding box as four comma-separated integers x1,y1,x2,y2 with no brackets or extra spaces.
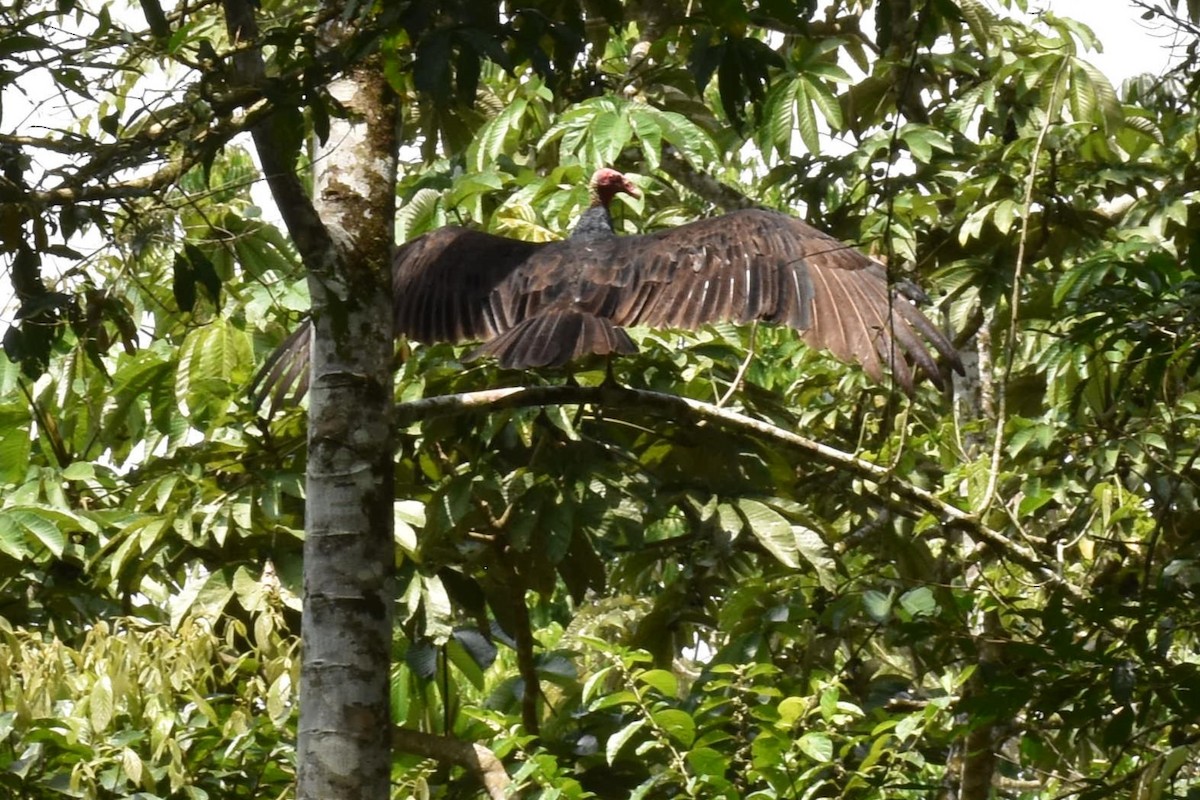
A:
2,0,1199,797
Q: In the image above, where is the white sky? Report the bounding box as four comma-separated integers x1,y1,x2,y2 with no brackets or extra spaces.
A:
1039,0,1185,81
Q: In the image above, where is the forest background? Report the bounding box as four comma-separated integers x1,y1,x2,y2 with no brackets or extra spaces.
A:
2,0,1200,798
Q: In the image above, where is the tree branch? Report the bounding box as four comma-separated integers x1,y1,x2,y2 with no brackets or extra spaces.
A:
660,147,758,212
392,729,511,799
221,0,335,268
1,7,357,214
395,383,1084,603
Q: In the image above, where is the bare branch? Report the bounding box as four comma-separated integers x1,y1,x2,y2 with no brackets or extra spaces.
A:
395,383,1084,602
392,729,511,800
660,147,759,212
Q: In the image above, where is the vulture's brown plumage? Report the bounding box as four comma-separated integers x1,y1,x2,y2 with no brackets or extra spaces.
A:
254,169,960,412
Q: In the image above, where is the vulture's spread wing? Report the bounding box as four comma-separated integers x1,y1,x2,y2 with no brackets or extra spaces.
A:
253,228,546,412
254,210,960,412
455,210,960,390
391,227,547,342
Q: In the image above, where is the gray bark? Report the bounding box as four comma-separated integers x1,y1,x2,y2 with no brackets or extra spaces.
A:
221,2,397,797
298,43,398,800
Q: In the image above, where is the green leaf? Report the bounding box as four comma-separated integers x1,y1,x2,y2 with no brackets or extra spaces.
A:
397,188,445,241
606,718,646,765
863,589,893,622
266,671,293,726
1075,58,1122,134
582,666,614,706
686,747,728,777
62,462,94,481
797,731,833,762
657,109,720,166
778,696,807,727
184,243,221,305
421,574,454,641
793,81,820,154
447,635,487,690
900,126,954,163
175,318,252,420
470,98,528,172
738,499,798,568
0,515,32,560
803,75,844,130
172,253,195,312
637,669,678,697
0,505,85,559
652,708,695,747
793,524,837,589
90,675,114,732
993,198,1018,234
899,586,937,618
591,110,634,166
0,403,31,485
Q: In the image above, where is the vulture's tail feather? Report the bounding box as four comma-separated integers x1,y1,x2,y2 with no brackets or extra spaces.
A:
468,310,638,369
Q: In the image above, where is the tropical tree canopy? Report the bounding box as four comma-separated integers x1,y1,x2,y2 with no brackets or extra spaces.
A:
2,0,1199,797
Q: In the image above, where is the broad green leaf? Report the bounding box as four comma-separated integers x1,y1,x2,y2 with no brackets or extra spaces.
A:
582,666,614,706
421,574,453,641
447,635,487,690
738,499,798,568
0,505,81,558
656,109,720,165
797,731,833,762
175,318,251,420
778,696,807,727
90,675,114,732
804,75,844,130
266,672,292,725
863,589,893,622
993,198,1018,234
686,747,727,777
606,718,646,765
794,81,820,154
793,525,837,589
637,669,678,697
470,97,528,172
592,110,634,166
0,403,31,485
901,126,954,163
652,708,695,747
899,586,937,617
62,462,94,481
397,188,445,241
0,516,32,560
121,747,144,785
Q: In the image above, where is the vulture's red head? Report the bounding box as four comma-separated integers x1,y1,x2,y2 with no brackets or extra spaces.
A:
590,168,639,208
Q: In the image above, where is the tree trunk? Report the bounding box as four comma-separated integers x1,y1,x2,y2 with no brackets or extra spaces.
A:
222,2,397,797
297,40,398,800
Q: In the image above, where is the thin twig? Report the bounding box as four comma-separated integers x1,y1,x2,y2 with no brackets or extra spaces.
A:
717,321,757,407
976,61,1067,516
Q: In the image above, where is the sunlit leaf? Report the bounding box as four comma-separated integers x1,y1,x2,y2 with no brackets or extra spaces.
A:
606,718,646,765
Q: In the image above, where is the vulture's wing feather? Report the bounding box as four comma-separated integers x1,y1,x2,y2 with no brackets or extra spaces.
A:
254,208,960,412
252,228,545,411
250,322,312,415
392,227,549,343
473,209,960,391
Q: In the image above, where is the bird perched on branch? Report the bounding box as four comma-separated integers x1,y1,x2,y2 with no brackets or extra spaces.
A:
253,168,960,411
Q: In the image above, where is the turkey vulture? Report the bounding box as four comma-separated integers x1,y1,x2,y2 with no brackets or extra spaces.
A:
254,168,960,411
